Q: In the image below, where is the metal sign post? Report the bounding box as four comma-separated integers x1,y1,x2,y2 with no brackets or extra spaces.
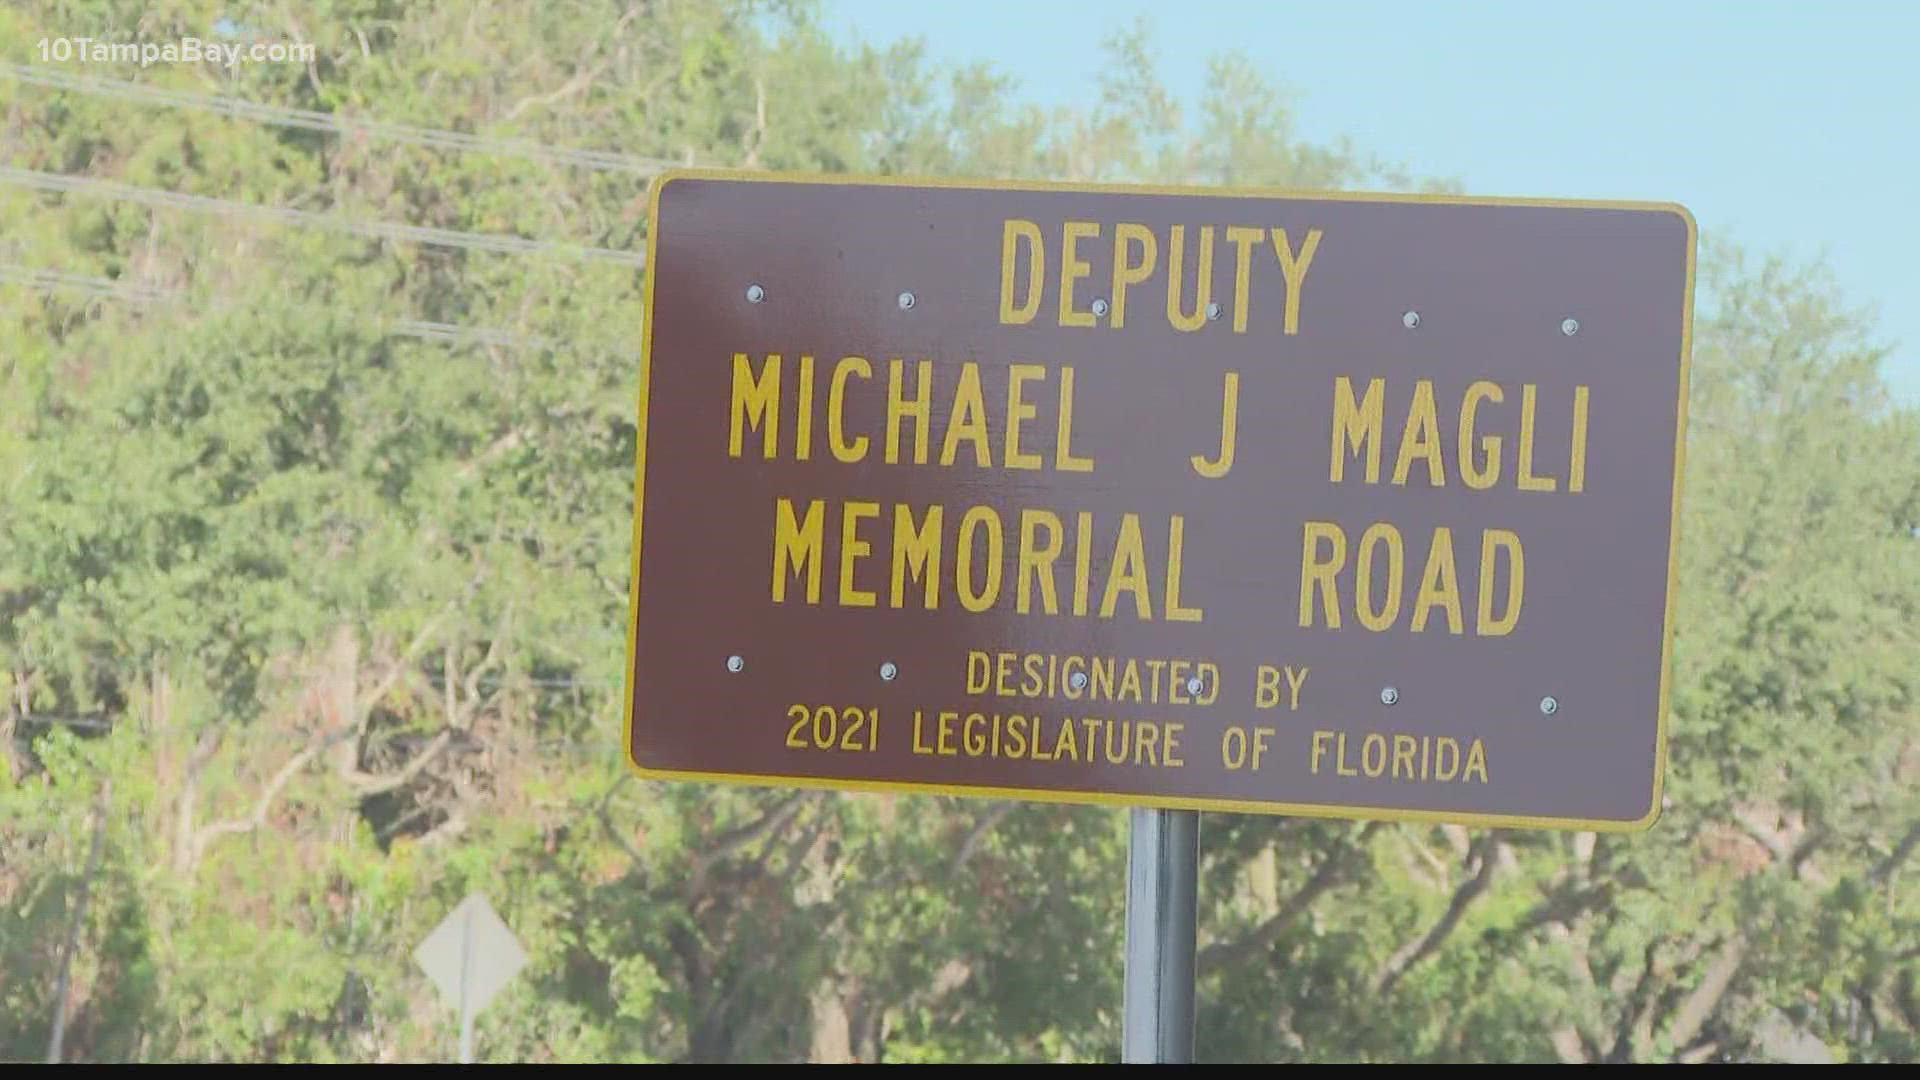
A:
414,893,528,1064
1122,808,1199,1063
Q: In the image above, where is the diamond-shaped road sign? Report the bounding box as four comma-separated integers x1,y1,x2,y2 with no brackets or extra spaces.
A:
414,892,528,1059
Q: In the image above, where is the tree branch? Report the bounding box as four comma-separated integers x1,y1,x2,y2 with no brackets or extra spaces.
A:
503,61,606,122
1676,1040,1722,1064
171,725,224,874
1662,936,1747,1053
1732,806,1792,863
778,810,832,893
686,792,809,896
951,802,1016,874
1197,822,1382,977
1601,939,1666,1060
188,733,339,869
356,610,452,733
1550,1025,1590,1064
1495,880,1616,943
456,608,512,730
344,729,455,798
1871,820,1920,885
595,773,646,873
1894,967,1920,1034
1375,834,1501,995
47,780,110,1064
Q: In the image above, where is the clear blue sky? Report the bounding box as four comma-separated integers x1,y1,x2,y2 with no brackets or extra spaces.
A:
821,0,1919,405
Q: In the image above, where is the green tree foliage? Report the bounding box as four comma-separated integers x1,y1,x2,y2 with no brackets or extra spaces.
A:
3,0,1915,1063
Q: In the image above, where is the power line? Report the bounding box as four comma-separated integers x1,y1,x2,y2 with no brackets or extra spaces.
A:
0,167,647,267
0,262,545,350
1,62,675,177
391,319,542,350
0,264,171,303
15,659,623,692
8,714,114,732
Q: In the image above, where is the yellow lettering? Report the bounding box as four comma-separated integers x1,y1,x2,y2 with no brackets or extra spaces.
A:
1058,221,1099,328
1134,721,1160,767
966,652,989,694
1007,715,1029,758
1073,512,1094,617
890,504,943,610
1270,227,1322,335
1411,526,1464,634
771,498,823,604
1459,380,1503,489
1255,665,1281,709
940,363,991,467
1330,377,1384,483
1392,379,1444,487
957,507,1004,613
1222,726,1247,770
1464,739,1489,783
795,355,815,461
1226,225,1263,334
828,357,871,463
1311,730,1333,774
1570,385,1590,493
1165,225,1214,333
730,352,781,460
1100,514,1152,620
1055,366,1094,472
1285,665,1308,710
1192,372,1238,478
885,359,932,465
1017,510,1064,615
1362,733,1387,778
1518,384,1557,491
839,501,878,607
999,219,1044,325
1299,521,1346,629
1355,523,1404,632
1477,529,1524,635
1062,656,1087,700
1055,716,1079,761
1005,364,1045,470
1196,663,1221,704
1165,515,1202,623
1110,223,1156,329
964,713,987,756
1090,658,1115,700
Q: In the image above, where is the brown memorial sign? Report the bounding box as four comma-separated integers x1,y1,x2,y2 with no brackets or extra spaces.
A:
623,169,1695,832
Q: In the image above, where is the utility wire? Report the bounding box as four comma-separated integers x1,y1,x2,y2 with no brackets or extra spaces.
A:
1,62,675,177
0,265,172,303
0,167,647,268
0,262,545,350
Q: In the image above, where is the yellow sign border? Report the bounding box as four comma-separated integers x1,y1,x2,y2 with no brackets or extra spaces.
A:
622,166,1696,834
